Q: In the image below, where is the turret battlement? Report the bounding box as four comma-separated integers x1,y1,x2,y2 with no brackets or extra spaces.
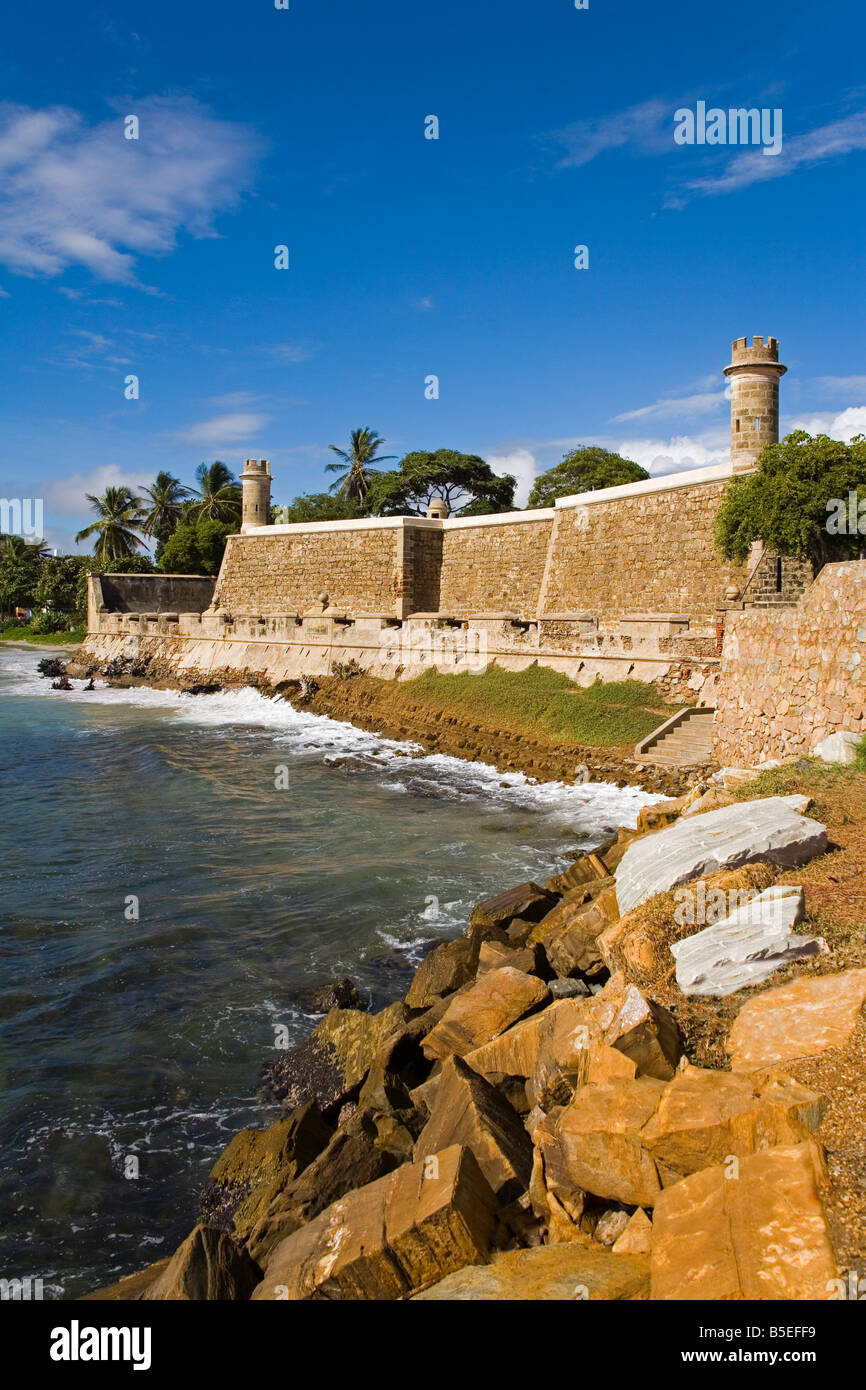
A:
241,457,272,530
724,335,786,473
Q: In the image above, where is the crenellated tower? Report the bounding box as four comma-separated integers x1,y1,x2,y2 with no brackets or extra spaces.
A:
724,335,786,473
241,458,272,531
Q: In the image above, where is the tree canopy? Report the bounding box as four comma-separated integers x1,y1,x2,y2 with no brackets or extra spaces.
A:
366,450,515,517
273,492,367,524
326,428,396,501
714,430,866,571
74,485,147,564
527,447,648,509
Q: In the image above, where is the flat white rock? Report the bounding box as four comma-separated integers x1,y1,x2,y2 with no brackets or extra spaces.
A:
670,886,827,996
615,796,828,916
813,731,862,766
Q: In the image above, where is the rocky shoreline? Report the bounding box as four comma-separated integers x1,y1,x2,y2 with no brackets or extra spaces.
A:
81,759,866,1302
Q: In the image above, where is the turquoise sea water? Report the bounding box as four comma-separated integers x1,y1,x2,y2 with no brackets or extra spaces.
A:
0,644,655,1298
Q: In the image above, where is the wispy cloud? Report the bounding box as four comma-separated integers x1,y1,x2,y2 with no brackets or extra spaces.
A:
0,97,261,287
672,110,866,204
267,342,317,364
550,99,671,167
815,375,866,396
612,389,728,424
549,96,866,208
172,412,271,447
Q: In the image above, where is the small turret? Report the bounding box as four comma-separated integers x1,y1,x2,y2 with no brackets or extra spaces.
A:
241,458,272,531
724,337,786,473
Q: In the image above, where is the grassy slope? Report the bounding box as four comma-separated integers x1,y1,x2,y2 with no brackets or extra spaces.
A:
404,664,684,748
0,624,86,646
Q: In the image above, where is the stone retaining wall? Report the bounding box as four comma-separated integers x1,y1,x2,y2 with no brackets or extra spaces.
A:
714,561,866,764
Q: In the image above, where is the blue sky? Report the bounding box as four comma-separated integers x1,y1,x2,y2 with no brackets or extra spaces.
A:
1,0,864,552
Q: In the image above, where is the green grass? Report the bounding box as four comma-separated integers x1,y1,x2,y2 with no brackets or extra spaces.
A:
0,623,86,646
406,663,682,747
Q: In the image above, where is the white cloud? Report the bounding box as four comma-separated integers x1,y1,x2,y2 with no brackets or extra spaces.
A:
0,97,261,286
172,411,270,446
268,342,316,363
787,406,866,443
486,448,538,506
611,429,731,475
673,109,866,204
551,99,671,167
816,375,866,396
612,389,728,423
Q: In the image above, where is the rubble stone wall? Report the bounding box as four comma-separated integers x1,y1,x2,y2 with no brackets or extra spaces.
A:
714,561,866,763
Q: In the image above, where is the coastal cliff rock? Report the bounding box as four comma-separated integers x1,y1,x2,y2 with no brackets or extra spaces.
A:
199,1101,333,1240
251,1144,498,1300
649,1142,838,1300
727,968,866,1070
141,1225,261,1301
413,1243,650,1301
413,1055,533,1202
259,1000,410,1114
422,966,549,1061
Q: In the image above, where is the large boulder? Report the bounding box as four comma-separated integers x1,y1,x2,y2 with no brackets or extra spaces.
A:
640,1060,825,1179
528,892,618,980
727,968,866,1070
650,1142,838,1300
413,1242,649,1301
413,1055,533,1202
259,1000,410,1114
141,1225,261,1301
536,1078,667,1209
405,937,479,1009
470,882,559,932
670,886,827,997
199,1102,333,1240
422,967,549,1061
615,796,829,916
250,1144,498,1301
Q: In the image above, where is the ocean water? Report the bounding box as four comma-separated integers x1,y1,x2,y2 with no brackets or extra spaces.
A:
0,644,657,1298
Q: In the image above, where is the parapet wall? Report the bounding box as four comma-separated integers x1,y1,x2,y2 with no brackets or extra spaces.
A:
542,470,750,629
714,561,866,764
89,573,215,628
436,513,554,616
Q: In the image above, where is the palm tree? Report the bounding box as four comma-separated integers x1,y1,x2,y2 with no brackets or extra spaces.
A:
75,486,146,564
0,533,50,561
326,428,396,501
191,461,242,524
140,471,192,541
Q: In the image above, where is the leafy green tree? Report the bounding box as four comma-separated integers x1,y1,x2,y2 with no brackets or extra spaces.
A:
366,450,515,517
75,486,146,564
140,471,192,546
326,428,396,501
0,535,47,617
714,431,866,571
191,462,242,524
159,518,236,576
35,555,91,615
527,447,648,508
273,492,367,524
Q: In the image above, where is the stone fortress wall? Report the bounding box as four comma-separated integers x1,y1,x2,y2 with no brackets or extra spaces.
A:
86,333,861,763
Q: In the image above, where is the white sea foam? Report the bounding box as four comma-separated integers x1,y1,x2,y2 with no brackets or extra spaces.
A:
1,647,662,824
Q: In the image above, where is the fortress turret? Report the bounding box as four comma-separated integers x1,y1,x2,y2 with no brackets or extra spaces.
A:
241,458,271,531
724,336,786,473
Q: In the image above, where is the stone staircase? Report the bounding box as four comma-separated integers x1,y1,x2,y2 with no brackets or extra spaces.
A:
635,707,715,767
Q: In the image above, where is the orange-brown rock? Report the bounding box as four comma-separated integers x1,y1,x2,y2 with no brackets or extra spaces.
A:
421,966,549,1061
588,975,680,1080
536,1078,666,1209
529,895,615,980
250,1144,497,1300
641,1060,825,1178
470,882,558,932
413,1242,650,1300
544,852,611,896
612,1208,653,1255
727,968,866,1070
413,1055,533,1201
141,1225,261,1301
650,1142,838,1300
